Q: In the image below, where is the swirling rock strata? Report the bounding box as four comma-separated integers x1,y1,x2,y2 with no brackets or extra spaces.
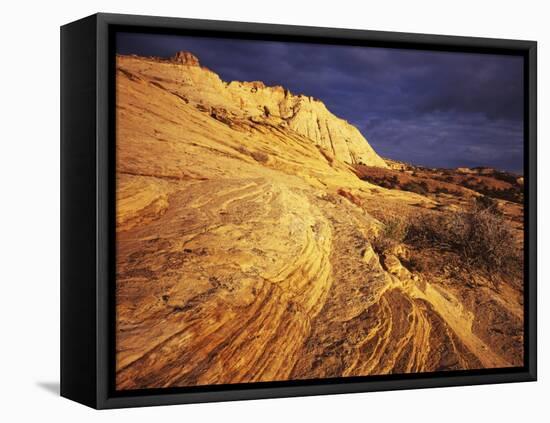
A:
115,52,524,390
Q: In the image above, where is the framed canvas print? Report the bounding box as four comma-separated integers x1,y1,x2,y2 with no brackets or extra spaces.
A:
60,13,537,409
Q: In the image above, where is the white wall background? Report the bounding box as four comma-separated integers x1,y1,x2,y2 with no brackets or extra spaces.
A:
1,0,547,420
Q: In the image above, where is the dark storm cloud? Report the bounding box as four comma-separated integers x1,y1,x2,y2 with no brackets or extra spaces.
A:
117,33,524,173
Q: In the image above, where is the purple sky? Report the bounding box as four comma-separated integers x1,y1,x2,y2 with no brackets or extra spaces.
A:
117,32,525,173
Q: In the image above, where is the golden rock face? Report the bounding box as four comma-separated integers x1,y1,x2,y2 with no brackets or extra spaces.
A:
117,53,388,168
115,53,524,390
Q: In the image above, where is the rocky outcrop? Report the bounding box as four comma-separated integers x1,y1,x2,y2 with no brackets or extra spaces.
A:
114,52,524,390
117,52,388,168
171,51,200,66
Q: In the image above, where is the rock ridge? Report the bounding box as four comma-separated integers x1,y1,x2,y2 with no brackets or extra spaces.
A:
117,52,388,168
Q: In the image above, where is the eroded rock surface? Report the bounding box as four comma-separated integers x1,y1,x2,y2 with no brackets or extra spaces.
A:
115,52,524,390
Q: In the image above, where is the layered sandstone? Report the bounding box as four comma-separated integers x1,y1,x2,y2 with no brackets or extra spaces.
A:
117,52,387,167
115,52,524,390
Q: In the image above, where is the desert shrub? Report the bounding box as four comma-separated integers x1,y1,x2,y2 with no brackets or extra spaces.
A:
402,181,429,195
479,186,523,204
401,253,428,272
354,165,400,189
388,175,399,188
405,213,443,247
376,175,399,189
492,170,519,185
371,216,408,255
405,200,521,273
475,195,500,213
251,151,269,163
435,186,463,197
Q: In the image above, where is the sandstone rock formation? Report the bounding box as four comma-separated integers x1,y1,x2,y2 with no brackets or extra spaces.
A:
117,52,387,168
114,52,524,390
171,51,200,66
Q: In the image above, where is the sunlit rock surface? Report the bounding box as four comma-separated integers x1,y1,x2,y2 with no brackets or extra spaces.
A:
115,53,524,390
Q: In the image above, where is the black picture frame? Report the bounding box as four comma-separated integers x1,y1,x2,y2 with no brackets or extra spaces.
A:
61,12,537,409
